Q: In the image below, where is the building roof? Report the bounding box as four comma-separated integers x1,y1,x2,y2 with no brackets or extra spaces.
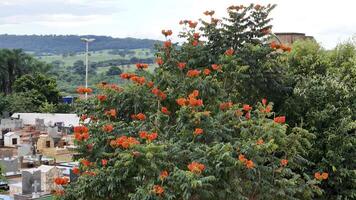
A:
4,132,20,137
11,113,79,127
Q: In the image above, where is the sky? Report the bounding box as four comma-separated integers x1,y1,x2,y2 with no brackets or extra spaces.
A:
0,0,355,49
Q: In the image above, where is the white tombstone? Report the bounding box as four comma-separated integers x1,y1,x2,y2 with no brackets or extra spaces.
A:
4,132,21,147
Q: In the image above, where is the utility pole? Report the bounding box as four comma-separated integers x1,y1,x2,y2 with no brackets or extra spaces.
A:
80,38,95,99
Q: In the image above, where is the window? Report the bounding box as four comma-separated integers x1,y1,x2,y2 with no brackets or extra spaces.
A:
12,138,17,145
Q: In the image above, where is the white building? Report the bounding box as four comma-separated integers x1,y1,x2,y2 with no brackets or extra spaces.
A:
11,113,80,127
4,132,21,147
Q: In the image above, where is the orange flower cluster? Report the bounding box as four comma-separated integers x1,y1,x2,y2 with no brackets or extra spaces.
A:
97,95,107,102
83,171,96,176
274,116,286,124
136,63,149,69
187,69,201,77
151,88,167,100
120,73,136,79
176,90,203,107
156,57,163,65
188,162,205,174
102,124,114,133
72,167,80,175
159,170,169,181
220,102,233,110
131,113,146,121
161,29,173,37
194,128,204,135
110,136,140,149
280,159,288,167
227,5,244,11
130,76,146,85
76,86,93,94
177,62,186,70
270,41,292,52
193,33,200,40
161,107,171,115
225,48,234,56
147,81,154,88
139,131,158,142
211,64,222,71
74,126,89,141
98,82,124,92
105,109,117,118
243,104,252,111
254,4,262,10
81,159,91,167
314,172,329,181
203,10,215,16
153,185,164,195
54,177,69,185
164,40,172,48
192,40,199,46
203,68,211,75
189,21,198,28
238,154,255,169
101,159,108,166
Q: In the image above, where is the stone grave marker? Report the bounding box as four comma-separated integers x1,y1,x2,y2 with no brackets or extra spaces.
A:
21,169,41,195
0,157,19,175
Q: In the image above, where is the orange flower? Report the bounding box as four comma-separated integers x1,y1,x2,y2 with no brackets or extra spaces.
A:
189,90,199,98
120,73,136,79
187,69,201,77
153,185,164,195
74,126,89,134
321,172,329,180
188,21,198,28
177,62,186,70
72,167,80,175
280,159,288,167
54,177,69,185
225,48,234,56
188,162,205,174
146,132,158,142
105,109,117,118
161,107,171,115
130,76,146,85
243,104,252,111
238,154,247,163
159,170,169,180
246,160,255,169
220,102,233,110
136,63,149,69
280,44,292,52
74,126,89,141
164,40,172,48
274,116,286,124
193,33,200,40
161,29,173,37
203,68,211,75
101,159,108,166
176,98,187,106
270,41,280,49
194,128,204,135
254,4,262,10
265,105,272,113
76,86,93,94
245,112,251,120
97,95,107,102
146,81,154,88
314,172,322,180
188,98,203,107
116,136,140,149
139,131,148,139
256,139,264,145
156,57,163,65
211,64,221,71
134,113,146,121
262,98,267,105
192,40,199,46
203,10,215,16
102,124,114,133
81,159,91,167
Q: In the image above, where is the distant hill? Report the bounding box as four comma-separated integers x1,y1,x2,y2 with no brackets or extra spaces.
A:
0,34,161,55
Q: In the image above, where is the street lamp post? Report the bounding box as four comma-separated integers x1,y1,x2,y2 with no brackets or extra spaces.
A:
80,38,95,99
